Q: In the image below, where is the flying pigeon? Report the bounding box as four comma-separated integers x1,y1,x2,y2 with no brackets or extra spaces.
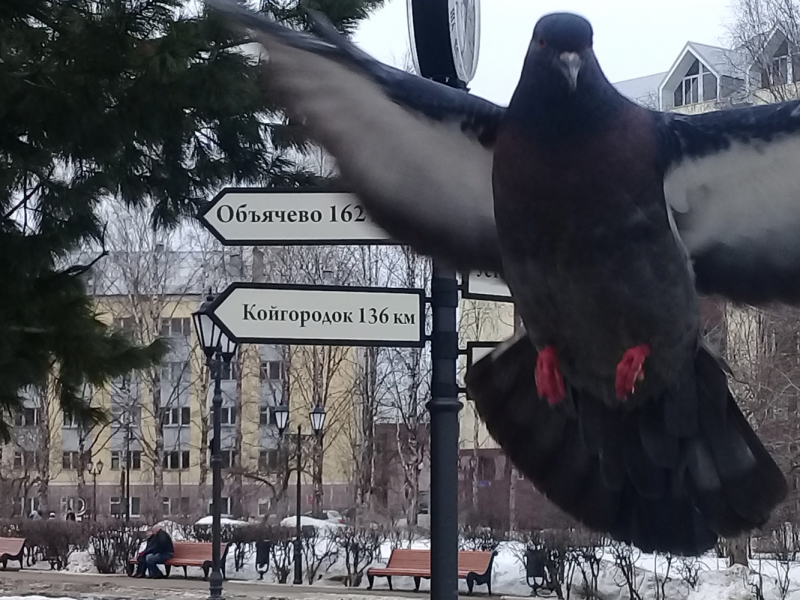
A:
208,1,793,554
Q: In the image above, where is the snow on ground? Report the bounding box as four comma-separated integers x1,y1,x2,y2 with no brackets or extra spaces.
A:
195,516,248,527
0,597,79,600
278,515,344,530
58,530,800,598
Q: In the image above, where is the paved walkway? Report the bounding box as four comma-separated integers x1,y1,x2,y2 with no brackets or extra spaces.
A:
0,569,502,600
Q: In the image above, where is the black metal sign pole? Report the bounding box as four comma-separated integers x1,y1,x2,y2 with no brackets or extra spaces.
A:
408,0,473,597
428,263,462,599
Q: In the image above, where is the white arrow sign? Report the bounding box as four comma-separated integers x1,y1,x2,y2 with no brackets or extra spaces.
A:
209,283,424,347
199,188,391,245
462,271,512,302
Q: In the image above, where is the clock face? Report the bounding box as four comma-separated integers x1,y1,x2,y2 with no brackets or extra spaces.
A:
448,0,480,84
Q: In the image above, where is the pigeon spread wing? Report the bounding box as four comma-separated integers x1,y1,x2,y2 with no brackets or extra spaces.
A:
661,101,800,305
208,0,505,273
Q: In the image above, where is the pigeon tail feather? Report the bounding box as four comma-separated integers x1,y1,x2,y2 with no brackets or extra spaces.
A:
466,333,787,555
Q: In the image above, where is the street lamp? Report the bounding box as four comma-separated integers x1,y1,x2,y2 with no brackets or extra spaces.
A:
275,404,326,586
88,460,104,521
193,293,238,600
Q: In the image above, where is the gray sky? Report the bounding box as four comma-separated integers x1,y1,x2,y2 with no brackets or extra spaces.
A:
353,0,736,105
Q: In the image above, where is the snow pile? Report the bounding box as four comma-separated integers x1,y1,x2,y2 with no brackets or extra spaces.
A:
279,515,344,530
65,549,96,574
195,515,248,527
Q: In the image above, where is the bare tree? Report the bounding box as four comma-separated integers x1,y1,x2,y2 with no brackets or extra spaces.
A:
93,204,211,514
728,0,800,103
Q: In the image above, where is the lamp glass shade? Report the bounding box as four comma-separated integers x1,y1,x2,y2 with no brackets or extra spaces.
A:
310,405,326,435
192,295,222,358
273,404,289,434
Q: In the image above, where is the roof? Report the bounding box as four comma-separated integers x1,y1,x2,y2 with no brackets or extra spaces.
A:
614,72,667,105
685,42,747,78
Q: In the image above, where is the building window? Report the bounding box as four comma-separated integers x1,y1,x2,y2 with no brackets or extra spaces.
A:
259,405,277,426
761,39,799,87
179,497,190,515
162,497,172,516
111,450,141,470
161,317,191,338
477,456,496,481
220,450,238,469
111,497,141,518
258,500,269,517
116,317,135,335
163,450,190,470
63,414,78,429
674,59,717,106
162,407,191,427
62,451,90,471
219,361,237,381
14,407,40,427
209,497,232,517
258,449,279,471
13,498,36,518
260,361,286,382
219,407,237,425
14,451,38,470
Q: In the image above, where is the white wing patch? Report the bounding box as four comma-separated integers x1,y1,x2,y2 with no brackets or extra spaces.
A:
664,132,800,256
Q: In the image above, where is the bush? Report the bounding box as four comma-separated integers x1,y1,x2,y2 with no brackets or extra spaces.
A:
17,520,90,570
335,525,387,587
458,524,502,551
88,520,146,574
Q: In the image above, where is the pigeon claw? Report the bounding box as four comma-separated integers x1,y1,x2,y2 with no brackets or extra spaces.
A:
536,345,566,405
615,344,651,400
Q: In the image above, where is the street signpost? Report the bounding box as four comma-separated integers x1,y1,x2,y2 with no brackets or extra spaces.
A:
462,271,512,302
199,188,391,245
208,283,425,347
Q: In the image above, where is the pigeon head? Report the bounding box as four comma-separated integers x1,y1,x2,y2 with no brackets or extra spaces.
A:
529,13,594,93
509,12,621,138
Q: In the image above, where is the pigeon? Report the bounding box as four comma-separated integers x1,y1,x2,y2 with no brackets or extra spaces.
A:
208,1,793,554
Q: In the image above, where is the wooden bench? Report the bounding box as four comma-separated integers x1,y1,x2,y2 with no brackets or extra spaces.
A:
128,541,229,580
367,548,497,595
0,537,25,570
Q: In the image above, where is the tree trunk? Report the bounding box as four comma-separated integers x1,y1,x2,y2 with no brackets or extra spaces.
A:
312,436,324,515
508,462,517,532
727,536,749,567
151,376,164,497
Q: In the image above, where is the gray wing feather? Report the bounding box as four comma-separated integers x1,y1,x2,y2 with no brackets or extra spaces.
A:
208,0,505,273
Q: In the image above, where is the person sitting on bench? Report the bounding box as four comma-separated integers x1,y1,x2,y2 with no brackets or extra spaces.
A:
134,526,174,579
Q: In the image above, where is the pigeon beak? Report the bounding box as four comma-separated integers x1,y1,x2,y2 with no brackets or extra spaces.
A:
559,52,582,92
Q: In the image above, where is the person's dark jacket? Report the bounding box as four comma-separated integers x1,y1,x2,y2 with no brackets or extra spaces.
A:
151,529,174,556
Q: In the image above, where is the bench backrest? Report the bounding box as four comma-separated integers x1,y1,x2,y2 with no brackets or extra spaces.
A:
385,548,431,569
171,541,226,560
383,548,493,573
0,537,25,555
458,550,493,573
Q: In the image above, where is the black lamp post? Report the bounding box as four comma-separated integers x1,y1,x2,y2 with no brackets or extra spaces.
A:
193,293,238,600
88,460,104,521
274,403,326,586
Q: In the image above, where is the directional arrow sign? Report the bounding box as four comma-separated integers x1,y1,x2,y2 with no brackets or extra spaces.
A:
199,187,392,245
461,271,512,302
209,283,425,347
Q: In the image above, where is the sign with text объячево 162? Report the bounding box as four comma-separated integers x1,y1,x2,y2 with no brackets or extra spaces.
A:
209,283,425,347
198,188,392,245
462,271,512,302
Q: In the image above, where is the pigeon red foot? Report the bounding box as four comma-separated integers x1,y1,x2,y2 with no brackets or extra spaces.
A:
615,344,651,400
536,345,566,405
